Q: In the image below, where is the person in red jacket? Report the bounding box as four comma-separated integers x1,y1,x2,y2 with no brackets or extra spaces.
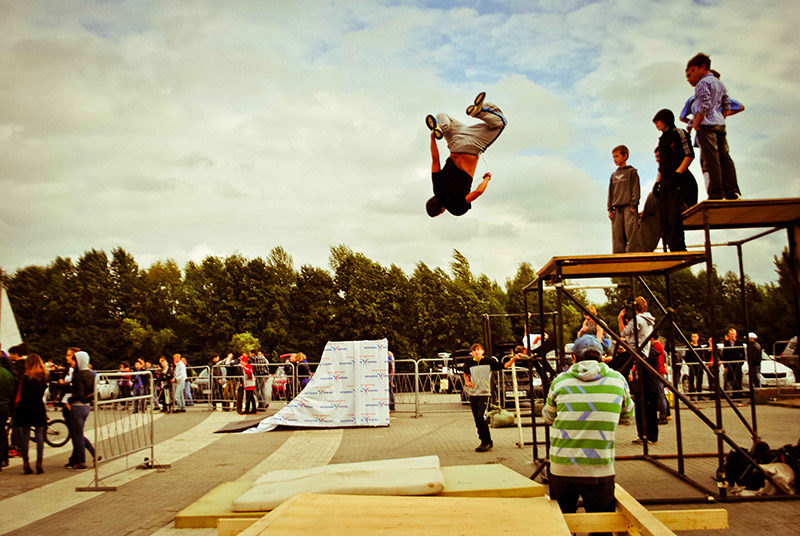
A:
240,354,257,415
650,334,671,424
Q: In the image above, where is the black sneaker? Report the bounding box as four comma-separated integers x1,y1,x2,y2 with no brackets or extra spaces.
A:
475,442,490,452
425,114,443,139
466,92,486,117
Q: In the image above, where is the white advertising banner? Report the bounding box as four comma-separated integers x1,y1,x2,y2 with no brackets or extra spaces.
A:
0,285,23,351
249,339,390,433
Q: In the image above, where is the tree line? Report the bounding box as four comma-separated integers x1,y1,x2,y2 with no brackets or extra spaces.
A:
1,245,795,370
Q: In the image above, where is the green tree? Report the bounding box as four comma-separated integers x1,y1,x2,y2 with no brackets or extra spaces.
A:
409,263,454,357
231,332,260,355
288,265,336,359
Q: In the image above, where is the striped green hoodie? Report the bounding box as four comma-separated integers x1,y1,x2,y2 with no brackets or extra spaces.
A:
542,360,634,477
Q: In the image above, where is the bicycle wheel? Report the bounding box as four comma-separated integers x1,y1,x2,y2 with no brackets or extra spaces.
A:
43,419,71,448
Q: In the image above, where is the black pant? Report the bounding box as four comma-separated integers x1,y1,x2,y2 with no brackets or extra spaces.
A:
244,390,256,414
549,474,616,536
634,390,659,442
724,363,743,395
0,406,8,465
469,395,491,444
697,125,738,199
658,185,687,251
687,363,704,394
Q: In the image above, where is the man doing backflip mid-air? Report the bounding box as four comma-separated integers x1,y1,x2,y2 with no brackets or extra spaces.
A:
425,92,507,217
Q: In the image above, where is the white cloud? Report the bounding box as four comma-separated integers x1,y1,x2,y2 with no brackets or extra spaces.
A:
1,0,798,297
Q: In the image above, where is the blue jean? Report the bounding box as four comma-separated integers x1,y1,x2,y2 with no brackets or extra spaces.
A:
174,380,186,410
132,384,145,413
19,425,45,464
69,405,95,464
184,380,193,405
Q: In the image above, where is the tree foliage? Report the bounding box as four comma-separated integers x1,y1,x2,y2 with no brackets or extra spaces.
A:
3,245,796,369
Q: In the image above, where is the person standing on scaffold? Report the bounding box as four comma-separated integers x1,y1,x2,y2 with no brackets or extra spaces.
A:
425,92,507,217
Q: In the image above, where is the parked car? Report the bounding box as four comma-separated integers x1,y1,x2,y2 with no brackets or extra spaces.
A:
190,368,211,400
743,351,797,387
96,377,120,400
777,337,800,379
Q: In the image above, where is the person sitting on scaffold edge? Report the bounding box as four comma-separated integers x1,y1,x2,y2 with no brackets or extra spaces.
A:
425,92,507,217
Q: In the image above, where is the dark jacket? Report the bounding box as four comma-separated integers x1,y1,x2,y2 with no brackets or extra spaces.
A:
0,365,13,412
13,375,47,427
68,370,96,405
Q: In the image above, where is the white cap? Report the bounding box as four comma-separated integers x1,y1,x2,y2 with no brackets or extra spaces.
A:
748,332,757,339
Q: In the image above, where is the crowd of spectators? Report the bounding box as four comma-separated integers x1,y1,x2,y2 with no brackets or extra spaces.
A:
0,342,317,474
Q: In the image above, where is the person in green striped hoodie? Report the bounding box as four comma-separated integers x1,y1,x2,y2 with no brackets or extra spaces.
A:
543,335,634,533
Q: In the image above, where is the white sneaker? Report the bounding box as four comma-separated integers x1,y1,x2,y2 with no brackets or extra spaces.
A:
466,92,486,117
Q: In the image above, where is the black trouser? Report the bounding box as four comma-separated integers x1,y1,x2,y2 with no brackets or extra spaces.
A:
697,125,738,199
0,406,8,465
724,363,743,395
658,185,687,252
634,390,659,442
687,363,704,394
469,395,491,445
549,474,616,536
244,390,256,414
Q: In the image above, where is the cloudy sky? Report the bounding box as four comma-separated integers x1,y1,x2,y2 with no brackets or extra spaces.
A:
2,0,799,299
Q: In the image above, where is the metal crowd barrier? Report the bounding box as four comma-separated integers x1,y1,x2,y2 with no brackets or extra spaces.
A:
210,362,293,411
673,344,773,399
76,370,164,492
182,365,211,409
391,358,418,416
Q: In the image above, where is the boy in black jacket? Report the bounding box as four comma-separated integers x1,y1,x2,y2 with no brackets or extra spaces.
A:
652,109,698,252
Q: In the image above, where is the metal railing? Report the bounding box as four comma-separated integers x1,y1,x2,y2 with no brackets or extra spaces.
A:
76,370,164,492
209,362,293,411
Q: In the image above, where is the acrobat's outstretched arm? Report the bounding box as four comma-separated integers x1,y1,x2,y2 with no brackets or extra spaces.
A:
430,133,441,173
465,172,491,203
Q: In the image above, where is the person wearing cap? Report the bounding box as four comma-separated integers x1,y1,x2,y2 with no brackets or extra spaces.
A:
652,108,697,252
747,332,762,388
543,336,634,532
424,92,506,218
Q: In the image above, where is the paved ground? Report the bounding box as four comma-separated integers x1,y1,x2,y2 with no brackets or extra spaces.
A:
1,397,798,536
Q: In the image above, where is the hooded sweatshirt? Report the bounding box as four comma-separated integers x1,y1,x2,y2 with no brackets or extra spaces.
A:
68,351,95,405
543,360,634,477
621,312,656,357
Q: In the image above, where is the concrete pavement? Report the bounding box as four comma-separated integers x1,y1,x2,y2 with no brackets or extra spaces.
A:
0,398,798,536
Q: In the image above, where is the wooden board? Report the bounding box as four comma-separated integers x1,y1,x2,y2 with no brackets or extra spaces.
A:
535,252,706,281
563,508,728,533
437,464,544,498
614,483,674,536
175,482,262,528
682,198,800,230
238,493,571,535
185,464,541,528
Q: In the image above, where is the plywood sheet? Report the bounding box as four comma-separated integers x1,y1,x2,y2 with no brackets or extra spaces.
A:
175,482,262,528
536,252,706,281
437,464,544,497
248,493,571,535
682,198,800,230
